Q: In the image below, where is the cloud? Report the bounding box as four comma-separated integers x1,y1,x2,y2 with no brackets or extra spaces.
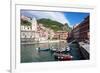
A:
21,10,70,26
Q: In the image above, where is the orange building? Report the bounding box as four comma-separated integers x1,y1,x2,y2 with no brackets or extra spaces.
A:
53,31,68,40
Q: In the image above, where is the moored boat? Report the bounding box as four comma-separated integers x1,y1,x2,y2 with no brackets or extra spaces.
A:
50,47,66,53
36,47,50,51
53,53,73,61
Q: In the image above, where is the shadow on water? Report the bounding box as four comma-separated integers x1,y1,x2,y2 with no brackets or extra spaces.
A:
69,44,83,60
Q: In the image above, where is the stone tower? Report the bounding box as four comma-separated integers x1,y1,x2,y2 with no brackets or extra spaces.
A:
31,17,37,31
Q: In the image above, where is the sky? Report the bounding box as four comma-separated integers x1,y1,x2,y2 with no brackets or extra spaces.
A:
21,10,89,27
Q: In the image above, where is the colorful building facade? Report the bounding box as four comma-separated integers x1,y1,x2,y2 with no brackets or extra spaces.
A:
53,31,68,40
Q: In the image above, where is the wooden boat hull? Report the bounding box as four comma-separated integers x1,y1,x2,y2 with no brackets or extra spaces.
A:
54,53,73,61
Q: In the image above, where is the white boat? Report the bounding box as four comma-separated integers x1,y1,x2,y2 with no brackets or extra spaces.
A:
66,46,70,51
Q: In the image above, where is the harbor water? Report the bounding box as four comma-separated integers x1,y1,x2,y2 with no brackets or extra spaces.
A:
21,42,84,63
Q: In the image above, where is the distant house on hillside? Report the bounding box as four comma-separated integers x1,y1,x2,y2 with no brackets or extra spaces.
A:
53,31,68,40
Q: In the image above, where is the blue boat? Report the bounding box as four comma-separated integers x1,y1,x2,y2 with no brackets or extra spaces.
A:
36,47,50,51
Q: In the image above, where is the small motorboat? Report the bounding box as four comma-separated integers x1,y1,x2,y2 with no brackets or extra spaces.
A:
50,47,66,53
50,48,57,52
36,47,50,51
39,49,50,51
53,53,73,61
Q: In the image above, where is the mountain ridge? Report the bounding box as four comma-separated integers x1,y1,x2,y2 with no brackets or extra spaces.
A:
37,18,72,32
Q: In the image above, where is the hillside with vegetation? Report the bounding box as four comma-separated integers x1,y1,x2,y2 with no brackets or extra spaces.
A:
37,18,72,32
21,19,32,26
